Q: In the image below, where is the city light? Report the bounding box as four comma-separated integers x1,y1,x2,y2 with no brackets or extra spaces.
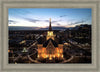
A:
8,8,91,63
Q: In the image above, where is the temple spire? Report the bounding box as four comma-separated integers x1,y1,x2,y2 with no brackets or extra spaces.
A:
49,18,52,31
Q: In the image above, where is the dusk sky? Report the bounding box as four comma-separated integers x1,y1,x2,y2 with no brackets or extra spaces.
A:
8,8,92,28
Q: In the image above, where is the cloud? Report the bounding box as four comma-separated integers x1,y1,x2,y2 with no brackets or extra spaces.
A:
60,15,67,17
68,19,75,21
56,23,61,25
69,20,86,25
52,21,58,23
8,20,18,24
43,19,62,24
23,18,41,23
21,17,62,25
43,20,49,22
43,20,58,23
23,18,59,23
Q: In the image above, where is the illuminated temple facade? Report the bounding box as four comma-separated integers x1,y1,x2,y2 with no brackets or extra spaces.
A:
37,18,63,60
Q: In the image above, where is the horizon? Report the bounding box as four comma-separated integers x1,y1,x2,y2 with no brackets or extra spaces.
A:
9,24,91,30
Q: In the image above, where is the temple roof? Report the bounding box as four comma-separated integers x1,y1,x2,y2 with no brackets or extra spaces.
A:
43,38,58,47
37,36,46,44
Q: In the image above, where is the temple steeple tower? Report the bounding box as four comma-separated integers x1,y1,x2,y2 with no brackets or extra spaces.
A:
49,18,52,31
47,18,55,40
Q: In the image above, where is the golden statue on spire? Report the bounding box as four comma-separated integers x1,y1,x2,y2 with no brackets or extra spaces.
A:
50,18,51,22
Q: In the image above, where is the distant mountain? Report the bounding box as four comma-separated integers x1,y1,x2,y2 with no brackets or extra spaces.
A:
39,26,67,30
67,24,91,30
72,24,91,30
9,26,68,30
9,26,40,30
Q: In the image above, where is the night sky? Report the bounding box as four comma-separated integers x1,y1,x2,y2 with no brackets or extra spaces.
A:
8,8,92,29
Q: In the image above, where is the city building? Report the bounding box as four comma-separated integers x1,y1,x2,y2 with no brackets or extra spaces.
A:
37,18,63,61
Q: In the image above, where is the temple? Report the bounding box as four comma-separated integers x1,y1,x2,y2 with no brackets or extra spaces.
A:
37,18,63,61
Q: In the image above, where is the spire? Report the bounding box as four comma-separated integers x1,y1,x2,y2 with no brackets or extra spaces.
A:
49,18,52,31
